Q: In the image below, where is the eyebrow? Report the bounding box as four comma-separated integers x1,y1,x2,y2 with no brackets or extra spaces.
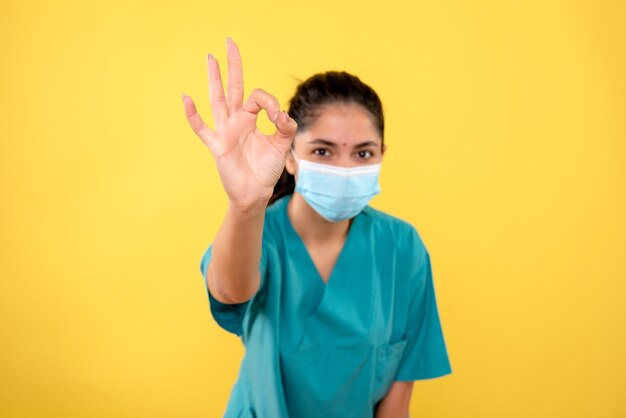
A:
308,138,379,148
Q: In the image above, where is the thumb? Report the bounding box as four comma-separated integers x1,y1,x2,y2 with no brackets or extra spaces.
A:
271,111,297,149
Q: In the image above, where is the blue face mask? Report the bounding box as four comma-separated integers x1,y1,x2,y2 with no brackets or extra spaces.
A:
291,149,382,222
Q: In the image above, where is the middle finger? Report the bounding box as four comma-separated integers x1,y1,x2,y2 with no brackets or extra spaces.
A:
207,53,229,128
226,37,244,114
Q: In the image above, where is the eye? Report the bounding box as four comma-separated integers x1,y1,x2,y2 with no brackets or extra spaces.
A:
313,148,330,157
357,150,373,159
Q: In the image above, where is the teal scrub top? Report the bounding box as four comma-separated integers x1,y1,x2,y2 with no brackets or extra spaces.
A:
199,194,452,418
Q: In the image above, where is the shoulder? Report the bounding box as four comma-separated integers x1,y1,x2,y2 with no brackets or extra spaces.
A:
258,194,291,246
362,205,430,274
362,206,426,249
264,195,289,228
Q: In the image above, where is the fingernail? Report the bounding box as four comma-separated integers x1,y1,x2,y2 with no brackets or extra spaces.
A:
207,53,213,61
181,93,186,102
226,36,232,44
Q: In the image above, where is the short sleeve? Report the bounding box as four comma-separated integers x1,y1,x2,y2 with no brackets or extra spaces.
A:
199,243,268,336
395,232,452,381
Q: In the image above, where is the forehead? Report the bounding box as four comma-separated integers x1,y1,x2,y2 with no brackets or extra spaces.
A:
298,103,381,146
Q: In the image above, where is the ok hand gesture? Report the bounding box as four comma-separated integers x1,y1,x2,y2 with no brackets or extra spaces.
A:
182,38,298,210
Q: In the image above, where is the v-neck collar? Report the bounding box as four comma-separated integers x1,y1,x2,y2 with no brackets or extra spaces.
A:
281,194,364,288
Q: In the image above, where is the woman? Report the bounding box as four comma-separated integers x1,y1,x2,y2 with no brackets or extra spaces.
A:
182,37,452,418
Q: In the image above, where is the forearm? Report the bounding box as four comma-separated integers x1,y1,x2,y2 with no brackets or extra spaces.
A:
375,381,414,418
208,197,268,304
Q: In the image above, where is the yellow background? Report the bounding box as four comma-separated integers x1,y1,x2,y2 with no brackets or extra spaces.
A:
1,0,625,417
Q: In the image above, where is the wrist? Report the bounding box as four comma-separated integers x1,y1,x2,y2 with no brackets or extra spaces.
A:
226,195,270,220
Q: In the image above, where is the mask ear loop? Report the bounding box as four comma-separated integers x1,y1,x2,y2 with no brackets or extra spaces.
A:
290,148,300,165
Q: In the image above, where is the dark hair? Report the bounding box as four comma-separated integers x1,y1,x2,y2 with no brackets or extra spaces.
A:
268,71,385,206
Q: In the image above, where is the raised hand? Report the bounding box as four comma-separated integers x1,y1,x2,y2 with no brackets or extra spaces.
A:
182,37,298,210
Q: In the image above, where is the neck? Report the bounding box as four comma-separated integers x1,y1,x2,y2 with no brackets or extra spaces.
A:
287,192,352,243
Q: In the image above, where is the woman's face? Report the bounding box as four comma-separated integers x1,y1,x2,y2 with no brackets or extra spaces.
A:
285,102,386,177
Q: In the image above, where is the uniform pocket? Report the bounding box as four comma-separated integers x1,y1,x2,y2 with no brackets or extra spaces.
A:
280,344,374,418
373,338,408,403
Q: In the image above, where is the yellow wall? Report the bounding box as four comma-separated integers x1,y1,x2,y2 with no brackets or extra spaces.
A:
1,1,624,417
